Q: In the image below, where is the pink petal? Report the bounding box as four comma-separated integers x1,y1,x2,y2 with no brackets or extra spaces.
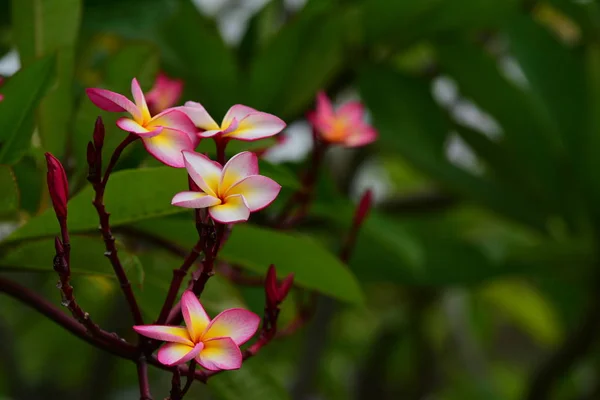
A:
181,291,211,342
86,88,142,121
196,337,242,371
116,118,150,135
148,109,199,146
222,104,257,128
224,112,286,141
225,175,281,212
208,194,250,224
157,342,203,367
182,151,222,197
142,128,195,168
135,126,164,138
146,73,183,113
179,101,220,130
198,129,223,138
172,191,221,209
202,308,260,346
315,91,334,120
337,101,365,122
221,118,239,135
219,151,259,193
133,325,193,346
344,125,378,147
131,78,151,123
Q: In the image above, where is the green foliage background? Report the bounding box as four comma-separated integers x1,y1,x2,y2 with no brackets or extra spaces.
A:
1,0,599,399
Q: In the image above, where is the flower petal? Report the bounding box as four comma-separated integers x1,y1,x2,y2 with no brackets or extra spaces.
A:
148,109,199,146
146,73,183,113
337,101,364,122
179,101,220,130
142,128,194,168
86,88,142,121
131,78,151,123
181,291,211,342
202,308,260,346
157,342,203,366
223,112,286,141
133,325,193,346
219,151,259,193
196,337,242,371
172,191,221,209
116,118,150,135
221,104,257,128
316,91,334,119
344,125,378,147
208,194,250,224
182,151,222,197
198,129,222,138
225,175,281,212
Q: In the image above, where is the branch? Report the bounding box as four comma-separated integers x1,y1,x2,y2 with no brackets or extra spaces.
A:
137,356,152,400
91,134,144,326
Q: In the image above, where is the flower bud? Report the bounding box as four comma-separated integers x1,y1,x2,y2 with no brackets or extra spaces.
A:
45,153,69,220
278,273,294,302
264,265,294,308
93,116,105,151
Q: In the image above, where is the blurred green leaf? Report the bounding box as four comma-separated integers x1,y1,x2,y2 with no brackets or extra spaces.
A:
160,0,238,116
479,279,563,347
0,55,55,164
246,5,345,119
131,218,364,305
11,0,81,158
11,150,44,214
8,163,298,241
358,64,548,229
0,166,19,216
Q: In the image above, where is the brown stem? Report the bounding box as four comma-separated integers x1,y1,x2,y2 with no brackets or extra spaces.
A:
156,240,203,325
179,360,196,398
92,134,144,326
215,138,228,165
137,356,152,400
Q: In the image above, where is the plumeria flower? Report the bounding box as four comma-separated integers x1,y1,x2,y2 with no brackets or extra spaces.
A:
134,291,260,369
86,78,198,168
145,72,183,115
172,151,281,224
178,102,286,142
307,91,378,147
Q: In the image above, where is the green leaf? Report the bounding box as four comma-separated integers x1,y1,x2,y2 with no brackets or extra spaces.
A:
160,0,238,117
0,166,19,216
0,55,55,164
358,65,548,229
130,218,365,305
11,0,82,158
8,163,298,241
246,6,345,120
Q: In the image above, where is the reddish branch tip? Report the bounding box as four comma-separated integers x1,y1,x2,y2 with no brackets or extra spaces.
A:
86,141,96,166
265,265,294,308
45,153,69,220
353,189,373,228
93,116,105,150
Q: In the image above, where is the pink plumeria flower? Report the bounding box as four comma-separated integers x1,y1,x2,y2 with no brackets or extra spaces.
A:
145,72,183,115
86,78,198,168
307,91,378,147
134,291,260,370
172,151,281,224
178,102,286,142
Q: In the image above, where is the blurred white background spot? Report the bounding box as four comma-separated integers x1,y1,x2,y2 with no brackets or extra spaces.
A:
0,50,21,76
263,121,313,163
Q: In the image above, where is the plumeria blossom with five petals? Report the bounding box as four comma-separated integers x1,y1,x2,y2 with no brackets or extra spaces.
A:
307,91,378,147
134,291,260,370
178,102,286,142
172,151,281,224
145,72,184,115
86,78,198,168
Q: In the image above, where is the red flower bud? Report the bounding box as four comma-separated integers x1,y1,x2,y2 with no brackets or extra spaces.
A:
264,265,294,308
93,116,105,150
353,189,373,229
45,153,69,220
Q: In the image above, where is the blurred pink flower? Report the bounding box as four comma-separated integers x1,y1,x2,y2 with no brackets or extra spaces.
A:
172,151,281,224
307,91,378,147
178,102,286,142
134,291,260,370
145,72,183,115
86,78,198,168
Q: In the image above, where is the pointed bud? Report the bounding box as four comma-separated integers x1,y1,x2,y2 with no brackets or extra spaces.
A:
353,190,373,229
265,264,279,308
86,141,96,166
45,153,69,220
278,273,294,302
93,116,105,150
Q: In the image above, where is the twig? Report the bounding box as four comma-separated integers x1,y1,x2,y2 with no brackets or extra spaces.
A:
137,356,152,400
179,360,196,398
91,133,144,326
